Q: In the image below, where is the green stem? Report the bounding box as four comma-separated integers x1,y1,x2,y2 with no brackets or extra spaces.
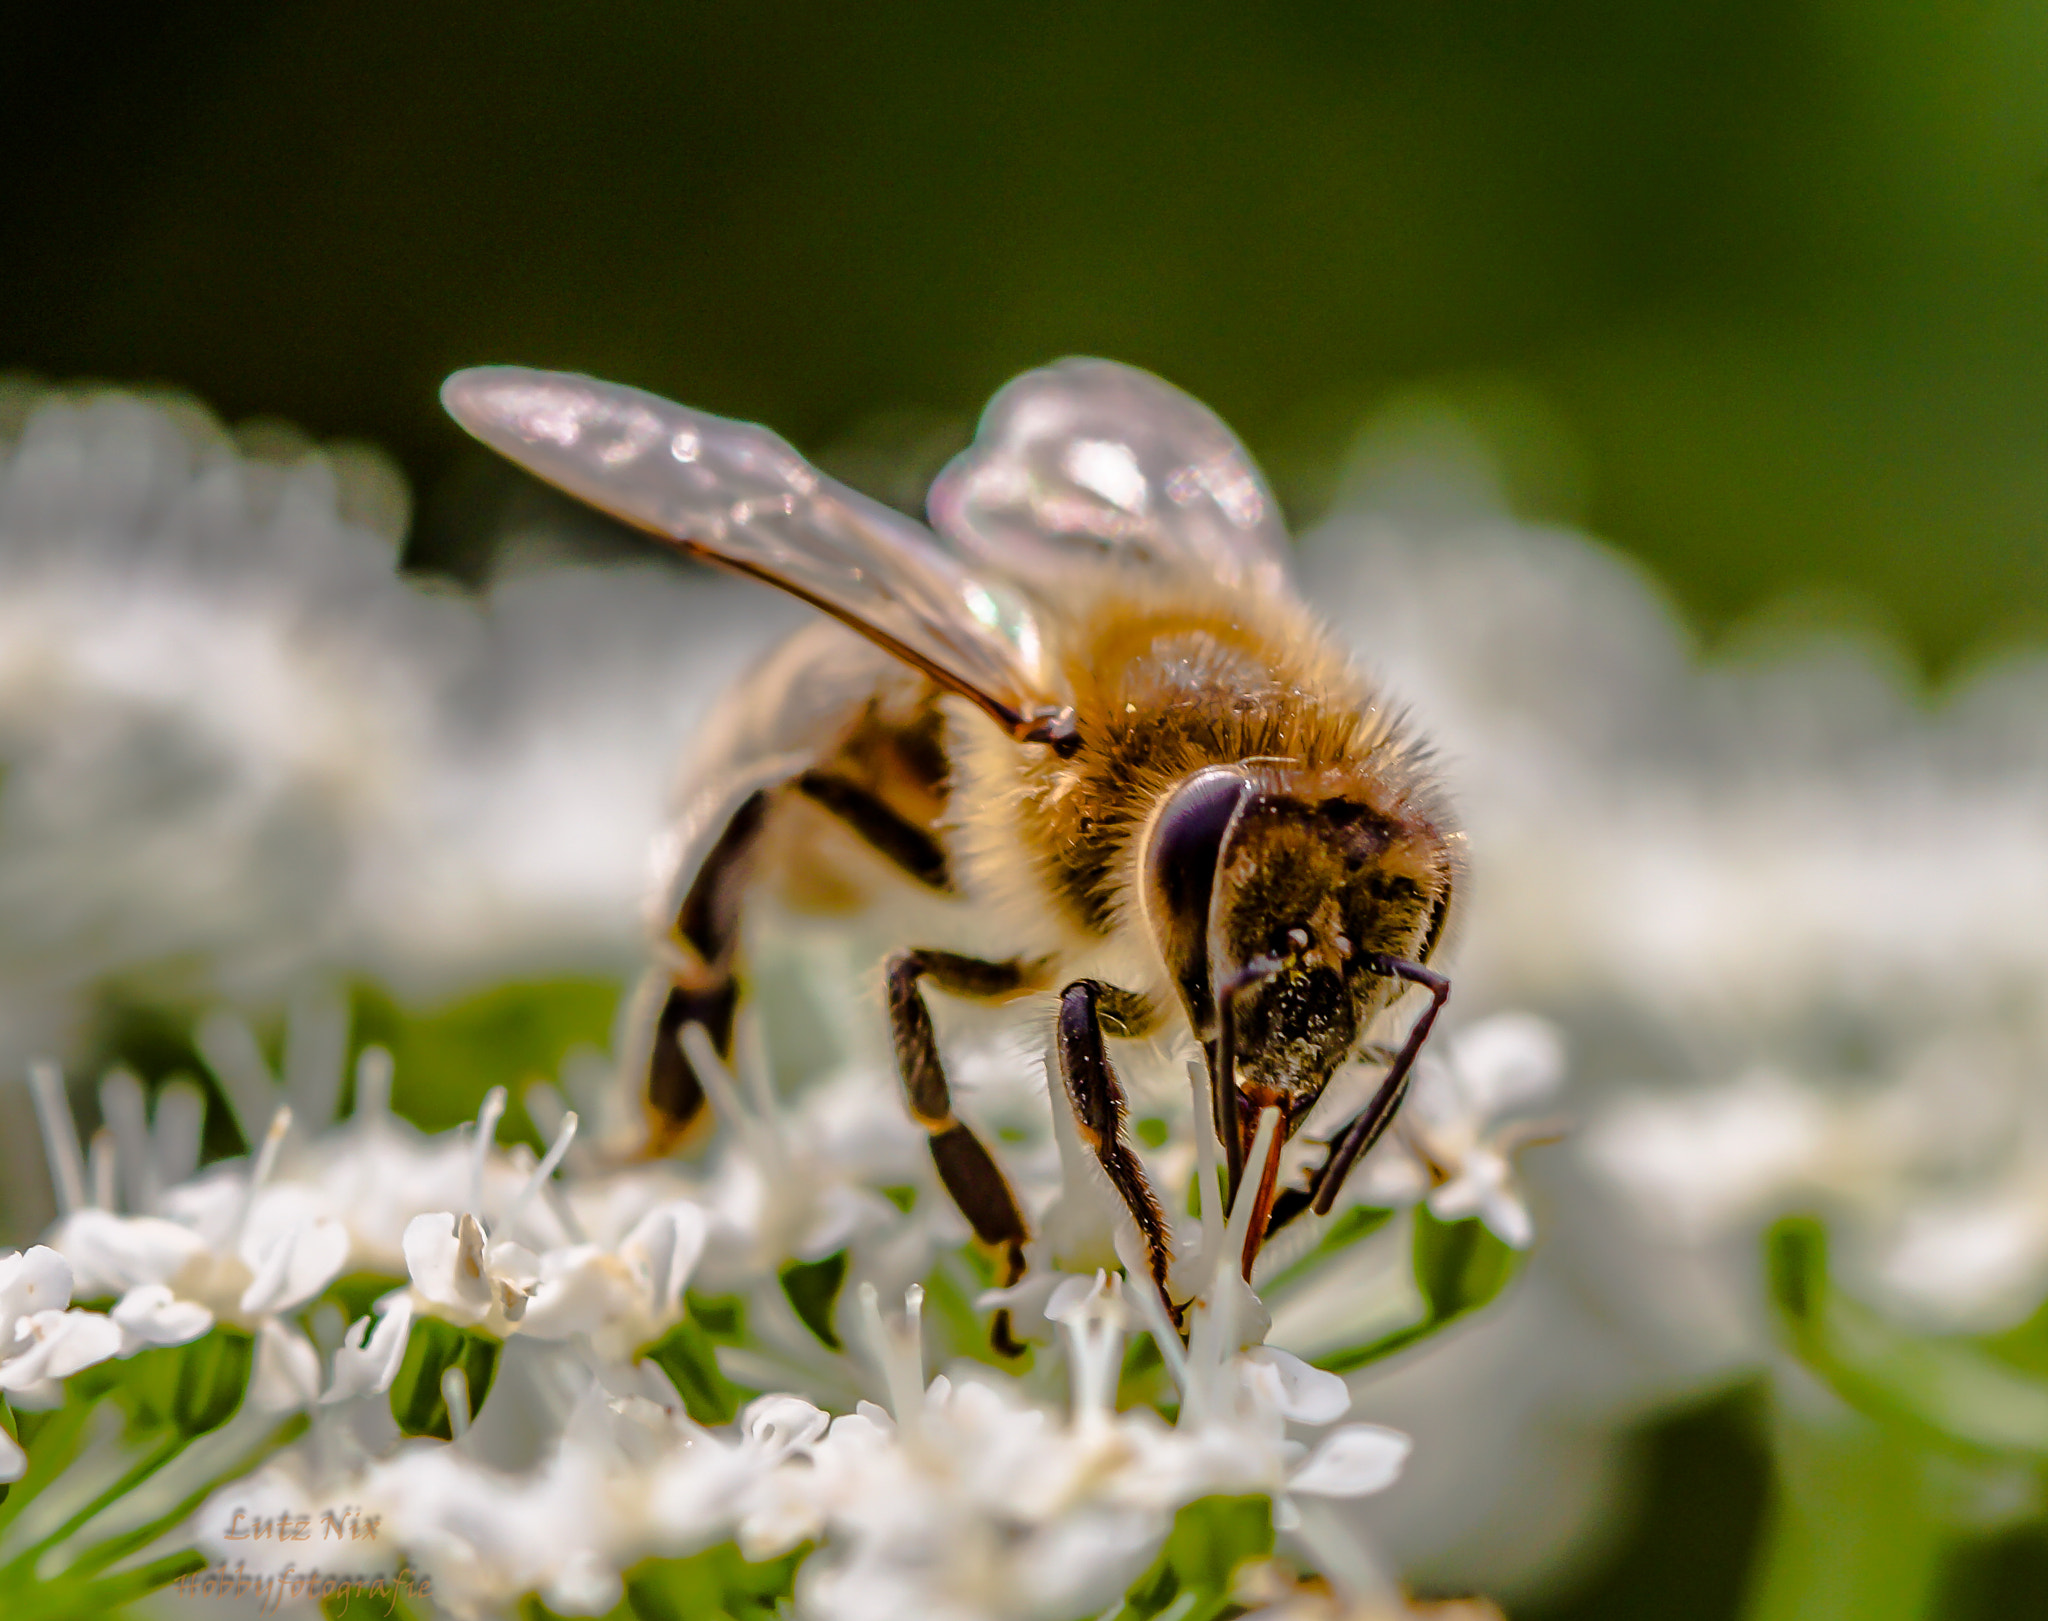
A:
0,1430,185,1581
1742,1395,1950,1621
13,1547,207,1621
60,1415,303,1583
0,1401,95,1538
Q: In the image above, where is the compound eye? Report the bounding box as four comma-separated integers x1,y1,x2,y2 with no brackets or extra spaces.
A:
1143,767,1252,1037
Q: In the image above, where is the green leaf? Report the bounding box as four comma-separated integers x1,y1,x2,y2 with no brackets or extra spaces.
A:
1977,1289,2048,1380
685,1292,747,1343
619,1542,808,1621
121,1327,255,1436
641,1312,747,1426
319,1271,408,1326
779,1251,849,1351
352,978,620,1138
1315,1208,1521,1375
1109,1495,1274,1621
1766,1215,2048,1457
1413,1203,1518,1316
389,1315,502,1440
9,1547,210,1621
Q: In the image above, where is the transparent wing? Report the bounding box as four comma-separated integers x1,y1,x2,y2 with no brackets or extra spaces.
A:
442,368,1056,737
927,357,1293,598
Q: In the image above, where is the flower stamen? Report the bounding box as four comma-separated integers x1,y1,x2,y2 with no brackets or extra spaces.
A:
28,1059,89,1216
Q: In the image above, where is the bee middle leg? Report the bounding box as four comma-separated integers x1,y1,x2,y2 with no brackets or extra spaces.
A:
886,949,1039,1354
1056,979,1174,1313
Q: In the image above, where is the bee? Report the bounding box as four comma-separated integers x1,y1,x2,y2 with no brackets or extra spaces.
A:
442,358,1461,1324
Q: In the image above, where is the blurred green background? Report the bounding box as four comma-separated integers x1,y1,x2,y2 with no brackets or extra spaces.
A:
8,6,2048,1616
6,2,2047,671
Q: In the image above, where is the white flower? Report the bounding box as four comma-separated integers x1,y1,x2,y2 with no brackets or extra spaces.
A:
521,1201,708,1361
1348,1014,1567,1250
48,1104,351,1354
402,1211,540,1336
0,1245,119,1397
0,384,786,1167
1284,415,2048,1597
0,388,463,1099
323,1293,416,1404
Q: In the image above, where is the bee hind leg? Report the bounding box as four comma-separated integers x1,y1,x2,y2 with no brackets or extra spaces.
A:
886,949,1038,1355
1056,979,1176,1322
640,787,780,1156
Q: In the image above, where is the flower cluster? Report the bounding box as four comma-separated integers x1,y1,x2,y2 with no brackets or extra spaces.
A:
0,380,790,1182
20,378,2044,1618
0,964,1549,1618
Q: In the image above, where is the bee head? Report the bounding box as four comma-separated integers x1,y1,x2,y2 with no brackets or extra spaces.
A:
1143,765,1459,1133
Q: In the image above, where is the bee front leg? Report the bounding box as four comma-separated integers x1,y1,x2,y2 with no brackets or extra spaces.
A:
1056,980,1174,1314
886,951,1037,1352
1268,956,1451,1232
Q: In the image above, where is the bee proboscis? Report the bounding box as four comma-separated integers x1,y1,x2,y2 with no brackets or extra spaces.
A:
443,358,1461,1332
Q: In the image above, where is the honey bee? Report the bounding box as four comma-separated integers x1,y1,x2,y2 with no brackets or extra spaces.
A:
442,358,1461,1326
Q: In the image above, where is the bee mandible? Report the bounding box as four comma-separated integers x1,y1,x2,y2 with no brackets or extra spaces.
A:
442,359,1461,1326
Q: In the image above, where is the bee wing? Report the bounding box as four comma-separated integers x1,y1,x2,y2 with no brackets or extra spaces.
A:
927,357,1293,598
442,367,1057,737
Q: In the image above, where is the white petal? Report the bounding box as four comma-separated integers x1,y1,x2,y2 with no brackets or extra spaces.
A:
110,1285,214,1350
1242,1346,1352,1425
623,1202,707,1316
520,1249,628,1340
1,1309,124,1387
272,1219,350,1315
1044,1273,1100,1322
742,1395,829,1459
403,1211,484,1310
49,1210,206,1297
111,1285,214,1349
544,1551,623,1618
249,1321,322,1412
1045,1271,1131,1331
0,1246,75,1323
0,1428,23,1485
241,1217,350,1316
323,1296,414,1402
1448,1014,1566,1113
1288,1422,1412,1497
975,1270,1066,1329
1480,1188,1535,1250
1427,1151,1532,1247
237,1223,301,1316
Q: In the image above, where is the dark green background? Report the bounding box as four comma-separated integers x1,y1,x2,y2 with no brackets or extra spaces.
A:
7,3,2048,670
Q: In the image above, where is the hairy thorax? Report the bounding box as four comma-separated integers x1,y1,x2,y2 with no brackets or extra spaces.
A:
945,572,1404,1000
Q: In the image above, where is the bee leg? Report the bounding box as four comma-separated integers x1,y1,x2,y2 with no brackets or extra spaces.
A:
1272,956,1451,1230
643,788,779,1155
1056,980,1175,1315
886,950,1036,1351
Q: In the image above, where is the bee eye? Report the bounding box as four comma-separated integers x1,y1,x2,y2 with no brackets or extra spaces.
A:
1144,767,1253,1034
1147,769,1251,928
